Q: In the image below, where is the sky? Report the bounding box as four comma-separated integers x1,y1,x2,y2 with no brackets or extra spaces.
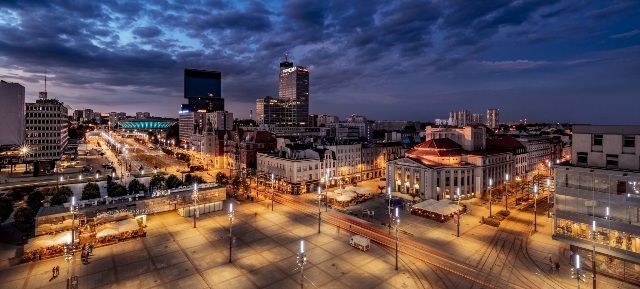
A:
1,0,639,124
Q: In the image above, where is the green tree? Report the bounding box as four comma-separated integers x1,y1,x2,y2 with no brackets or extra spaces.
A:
165,174,183,189
0,196,13,221
184,173,193,186
26,191,45,212
50,192,69,206
128,179,147,194
215,172,229,186
82,182,101,200
13,206,35,234
191,175,205,185
149,174,166,190
230,176,243,193
56,186,73,197
107,182,128,197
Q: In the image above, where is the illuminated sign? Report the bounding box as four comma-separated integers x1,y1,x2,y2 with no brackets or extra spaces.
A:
282,67,296,74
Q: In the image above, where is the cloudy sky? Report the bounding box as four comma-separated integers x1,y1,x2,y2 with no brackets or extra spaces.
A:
1,0,639,124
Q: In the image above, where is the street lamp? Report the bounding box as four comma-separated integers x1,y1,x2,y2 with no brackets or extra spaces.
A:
228,202,234,263
271,173,275,211
192,183,198,228
456,187,461,237
297,240,307,289
572,254,586,289
317,187,321,234
387,187,392,234
504,174,510,211
533,184,538,232
64,239,73,289
591,220,597,289
546,178,551,218
488,178,493,217
394,207,400,270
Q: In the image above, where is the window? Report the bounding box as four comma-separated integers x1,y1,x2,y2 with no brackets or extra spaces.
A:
623,135,635,148
592,134,603,146
576,152,588,164
606,154,618,168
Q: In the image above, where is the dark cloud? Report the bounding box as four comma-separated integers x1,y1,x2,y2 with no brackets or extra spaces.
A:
0,0,638,124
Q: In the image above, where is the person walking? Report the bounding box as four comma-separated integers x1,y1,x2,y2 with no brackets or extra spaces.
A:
51,266,56,279
555,261,560,274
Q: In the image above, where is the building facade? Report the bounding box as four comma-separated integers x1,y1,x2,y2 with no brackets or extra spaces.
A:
183,69,224,112
257,146,335,194
487,108,499,129
361,142,403,180
0,80,25,146
24,92,69,174
553,125,640,285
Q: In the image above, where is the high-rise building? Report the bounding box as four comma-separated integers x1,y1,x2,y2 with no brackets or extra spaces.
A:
553,125,640,284
24,91,68,174
0,80,25,145
487,108,499,129
135,112,151,119
183,69,224,112
448,109,471,127
206,111,233,131
472,113,483,124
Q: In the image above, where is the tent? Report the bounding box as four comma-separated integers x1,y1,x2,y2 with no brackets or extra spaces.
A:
24,231,73,251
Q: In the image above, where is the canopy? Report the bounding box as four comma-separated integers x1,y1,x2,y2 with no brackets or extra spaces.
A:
411,199,462,216
96,218,140,238
391,191,414,201
25,231,73,251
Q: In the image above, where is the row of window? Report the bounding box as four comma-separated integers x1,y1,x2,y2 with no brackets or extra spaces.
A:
592,134,636,148
577,152,620,168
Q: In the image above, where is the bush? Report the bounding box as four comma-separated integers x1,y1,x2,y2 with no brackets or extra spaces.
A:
82,182,101,200
215,172,229,186
149,174,165,189
107,182,128,197
50,192,69,206
497,210,511,217
165,174,183,189
484,216,501,227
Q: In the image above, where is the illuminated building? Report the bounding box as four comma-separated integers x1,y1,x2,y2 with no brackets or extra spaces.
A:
0,80,25,146
24,91,69,174
118,118,176,130
553,125,640,285
487,108,499,129
183,69,224,112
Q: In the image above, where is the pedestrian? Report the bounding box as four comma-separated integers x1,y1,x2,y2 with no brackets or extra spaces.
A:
55,265,59,277
52,267,56,279
555,262,560,274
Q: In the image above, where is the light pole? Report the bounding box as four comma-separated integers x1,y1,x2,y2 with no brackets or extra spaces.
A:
533,184,538,232
228,202,234,263
504,174,510,211
192,183,198,228
488,178,493,217
571,254,585,289
546,178,551,218
591,220,597,289
394,207,400,270
271,173,275,211
297,240,307,289
64,240,73,289
316,187,322,233
387,187,392,234
456,187,461,237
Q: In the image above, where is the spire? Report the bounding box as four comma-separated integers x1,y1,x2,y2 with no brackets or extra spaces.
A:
44,70,47,92
284,51,288,62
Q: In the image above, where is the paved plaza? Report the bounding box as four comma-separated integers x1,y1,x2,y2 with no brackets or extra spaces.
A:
0,200,438,289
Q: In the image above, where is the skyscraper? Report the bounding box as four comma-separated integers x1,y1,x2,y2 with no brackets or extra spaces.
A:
487,108,499,129
278,58,309,126
0,80,25,145
183,69,224,112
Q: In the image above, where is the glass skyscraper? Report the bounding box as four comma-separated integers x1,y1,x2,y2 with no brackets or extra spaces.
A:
183,69,224,112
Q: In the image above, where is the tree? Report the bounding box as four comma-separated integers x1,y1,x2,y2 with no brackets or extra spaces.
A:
215,172,229,186
13,206,35,234
191,175,205,185
82,182,101,200
408,189,421,202
165,174,183,189
377,185,385,194
149,174,165,190
128,179,147,194
50,192,69,206
184,173,193,186
56,186,73,197
26,191,45,212
230,176,242,192
0,196,13,221
107,182,128,197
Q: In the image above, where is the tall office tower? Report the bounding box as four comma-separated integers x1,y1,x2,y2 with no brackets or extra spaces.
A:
487,108,499,129
278,57,309,126
184,69,224,112
472,113,483,124
24,91,68,174
0,80,25,145
456,109,471,127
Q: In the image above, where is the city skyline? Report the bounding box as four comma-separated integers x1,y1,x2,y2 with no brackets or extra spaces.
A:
1,1,640,124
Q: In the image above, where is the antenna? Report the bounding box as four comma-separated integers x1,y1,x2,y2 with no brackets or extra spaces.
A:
44,70,47,92
284,51,289,62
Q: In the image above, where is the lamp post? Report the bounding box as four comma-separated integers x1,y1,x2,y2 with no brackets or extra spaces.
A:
387,187,392,234
456,187,461,237
64,240,73,289
297,240,307,289
228,202,234,263
393,207,400,270
271,173,275,211
192,183,198,228
488,178,493,217
317,187,321,234
504,174,510,211
533,184,538,232
591,220,597,289
546,178,551,218
571,254,585,289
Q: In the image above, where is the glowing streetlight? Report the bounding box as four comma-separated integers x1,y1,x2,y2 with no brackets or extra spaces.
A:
533,184,538,232
192,183,199,228
456,187,461,237
504,174,510,211
228,202,234,263
271,173,275,211
394,207,400,270
297,240,307,289
488,178,493,217
387,187,392,233
317,187,322,233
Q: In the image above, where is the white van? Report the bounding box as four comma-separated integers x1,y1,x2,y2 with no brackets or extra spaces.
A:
349,235,370,251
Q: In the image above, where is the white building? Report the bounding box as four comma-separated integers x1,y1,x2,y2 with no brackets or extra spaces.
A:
487,108,499,129
515,136,562,173
24,92,69,172
553,125,640,283
425,125,486,151
386,138,513,200
0,80,25,145
322,143,362,186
